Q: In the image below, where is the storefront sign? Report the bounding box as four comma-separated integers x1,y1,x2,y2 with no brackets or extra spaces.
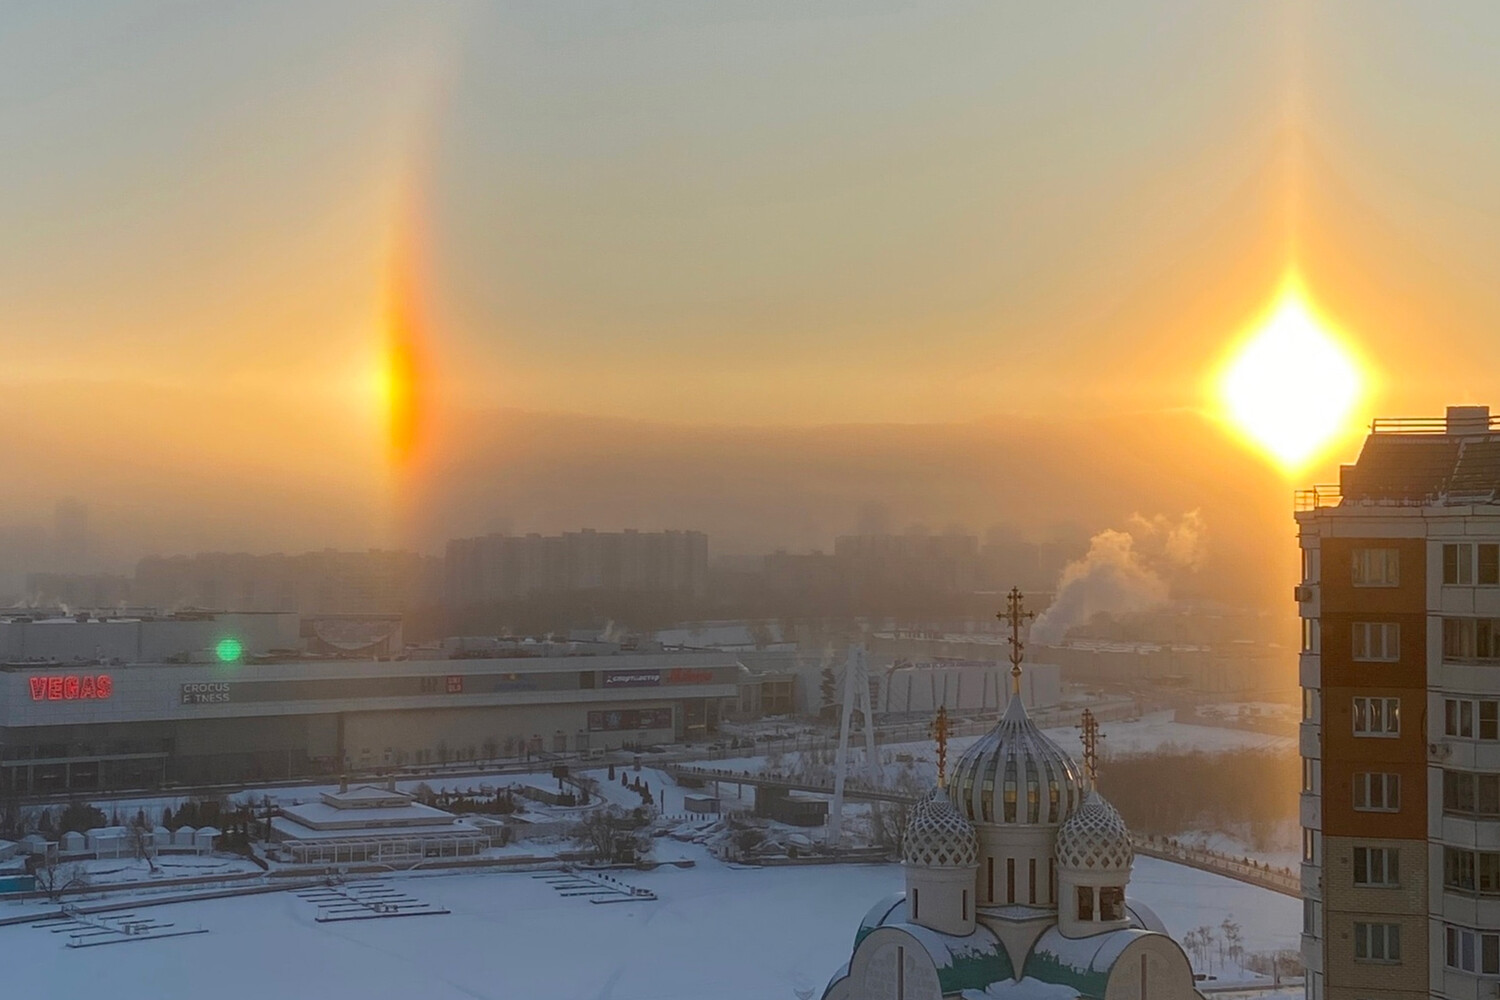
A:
587,707,673,731
28,674,113,701
180,681,231,705
665,667,716,685
602,670,661,688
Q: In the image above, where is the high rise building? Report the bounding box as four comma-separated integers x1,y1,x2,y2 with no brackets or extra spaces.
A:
444,529,709,605
1296,404,1500,1000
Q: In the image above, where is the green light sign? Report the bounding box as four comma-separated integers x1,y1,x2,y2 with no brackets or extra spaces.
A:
215,637,244,663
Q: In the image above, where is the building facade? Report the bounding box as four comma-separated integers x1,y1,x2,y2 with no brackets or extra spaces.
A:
444,529,708,605
1296,405,1500,1000
0,643,739,794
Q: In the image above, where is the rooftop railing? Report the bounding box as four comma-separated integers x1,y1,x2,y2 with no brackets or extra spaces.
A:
1294,486,1341,511
1371,415,1500,435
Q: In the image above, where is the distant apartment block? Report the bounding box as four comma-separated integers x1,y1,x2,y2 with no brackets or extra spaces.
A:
1296,405,1500,1000
135,549,439,615
444,529,708,605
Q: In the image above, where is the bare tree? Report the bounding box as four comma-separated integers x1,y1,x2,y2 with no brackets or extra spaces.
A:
32,858,90,902
128,820,160,873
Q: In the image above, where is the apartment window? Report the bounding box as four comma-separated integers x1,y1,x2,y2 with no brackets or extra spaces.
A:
1301,757,1319,793
1445,925,1500,975
1301,618,1320,653
1442,770,1500,817
1302,827,1321,864
1445,698,1500,740
1354,922,1401,963
1352,697,1401,736
1353,772,1400,812
1301,547,1318,583
1442,618,1500,661
1302,898,1319,936
1352,548,1400,587
1443,542,1500,587
1351,622,1400,662
1353,846,1399,886
1442,848,1500,895
1302,689,1319,721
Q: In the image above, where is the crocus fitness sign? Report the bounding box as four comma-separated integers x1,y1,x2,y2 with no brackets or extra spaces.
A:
28,674,114,701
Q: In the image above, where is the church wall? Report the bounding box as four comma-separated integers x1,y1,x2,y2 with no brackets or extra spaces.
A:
974,824,1056,906
1103,935,1198,1000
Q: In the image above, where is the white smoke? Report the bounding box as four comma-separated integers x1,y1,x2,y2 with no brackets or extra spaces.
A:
1029,511,1206,647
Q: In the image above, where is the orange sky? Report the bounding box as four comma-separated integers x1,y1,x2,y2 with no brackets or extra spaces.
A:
3,2,1499,565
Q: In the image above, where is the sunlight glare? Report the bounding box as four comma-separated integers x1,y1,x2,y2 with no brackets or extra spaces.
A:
1217,283,1365,473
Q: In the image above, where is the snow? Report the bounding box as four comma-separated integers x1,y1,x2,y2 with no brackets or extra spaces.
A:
0,849,1300,1000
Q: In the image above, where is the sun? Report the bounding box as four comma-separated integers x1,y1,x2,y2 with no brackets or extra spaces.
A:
1215,280,1367,473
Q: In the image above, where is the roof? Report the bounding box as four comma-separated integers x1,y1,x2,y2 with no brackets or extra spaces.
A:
851,893,1015,992
1335,408,1500,505
278,799,458,831
270,815,482,842
1021,926,1153,999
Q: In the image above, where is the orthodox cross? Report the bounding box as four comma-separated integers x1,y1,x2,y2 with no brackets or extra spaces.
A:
997,586,1035,696
931,704,951,788
1079,708,1104,784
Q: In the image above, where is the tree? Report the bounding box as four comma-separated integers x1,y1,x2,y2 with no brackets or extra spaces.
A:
128,819,160,873
32,858,90,902
57,801,105,835
573,808,626,862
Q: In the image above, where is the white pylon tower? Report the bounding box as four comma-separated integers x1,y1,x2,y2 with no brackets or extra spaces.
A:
827,643,879,847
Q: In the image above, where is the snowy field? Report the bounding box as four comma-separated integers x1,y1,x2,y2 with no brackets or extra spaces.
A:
0,848,1298,1000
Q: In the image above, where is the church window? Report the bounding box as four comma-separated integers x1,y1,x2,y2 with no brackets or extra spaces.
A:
1100,885,1125,921
911,888,919,920
962,889,968,921
987,857,994,902
1077,885,1094,921
1029,858,1037,904
1048,779,1060,822
1007,858,1015,904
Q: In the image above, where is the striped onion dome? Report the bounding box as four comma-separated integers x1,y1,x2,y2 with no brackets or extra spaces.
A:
948,695,1088,826
901,786,979,868
1055,790,1133,871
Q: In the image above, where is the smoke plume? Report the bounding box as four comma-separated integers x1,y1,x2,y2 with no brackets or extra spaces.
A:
1029,511,1205,646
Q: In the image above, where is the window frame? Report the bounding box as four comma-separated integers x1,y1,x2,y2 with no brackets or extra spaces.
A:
1352,696,1401,737
1353,846,1399,887
1353,921,1401,963
1353,771,1401,813
1351,622,1400,662
1352,548,1400,588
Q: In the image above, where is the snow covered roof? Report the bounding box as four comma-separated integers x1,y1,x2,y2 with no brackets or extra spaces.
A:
280,798,457,831
842,890,1015,995
1021,925,1153,999
271,815,482,842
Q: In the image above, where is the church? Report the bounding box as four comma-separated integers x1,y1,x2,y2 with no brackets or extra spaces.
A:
822,593,1203,1000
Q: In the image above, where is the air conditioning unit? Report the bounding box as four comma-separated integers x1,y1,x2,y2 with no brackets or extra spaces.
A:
1294,585,1315,602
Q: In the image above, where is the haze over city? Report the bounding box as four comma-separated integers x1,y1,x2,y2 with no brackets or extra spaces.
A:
3,6,1499,1000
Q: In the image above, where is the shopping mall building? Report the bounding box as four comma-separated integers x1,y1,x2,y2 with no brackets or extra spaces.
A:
0,613,739,795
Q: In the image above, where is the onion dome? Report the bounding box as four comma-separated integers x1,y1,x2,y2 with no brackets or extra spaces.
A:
948,696,1087,826
901,787,979,868
1055,790,1133,871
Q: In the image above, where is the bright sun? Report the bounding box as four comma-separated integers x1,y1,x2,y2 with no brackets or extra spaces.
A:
1217,281,1367,473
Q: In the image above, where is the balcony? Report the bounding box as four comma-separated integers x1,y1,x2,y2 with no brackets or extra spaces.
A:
1300,721,1321,759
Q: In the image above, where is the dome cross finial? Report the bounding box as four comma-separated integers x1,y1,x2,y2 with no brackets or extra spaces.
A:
931,704,950,788
998,587,1035,697
1078,708,1104,785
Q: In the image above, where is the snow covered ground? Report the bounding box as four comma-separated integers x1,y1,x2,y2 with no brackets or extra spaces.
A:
0,847,1298,1000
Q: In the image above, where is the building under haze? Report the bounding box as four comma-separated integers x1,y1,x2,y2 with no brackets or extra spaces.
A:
134,549,439,615
823,689,1200,999
444,529,708,605
0,615,736,793
1296,405,1500,1000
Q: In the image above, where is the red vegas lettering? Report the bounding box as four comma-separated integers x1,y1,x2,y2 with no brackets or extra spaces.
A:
26,674,115,702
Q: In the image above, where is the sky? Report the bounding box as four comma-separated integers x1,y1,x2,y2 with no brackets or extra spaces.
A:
3,2,1500,580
